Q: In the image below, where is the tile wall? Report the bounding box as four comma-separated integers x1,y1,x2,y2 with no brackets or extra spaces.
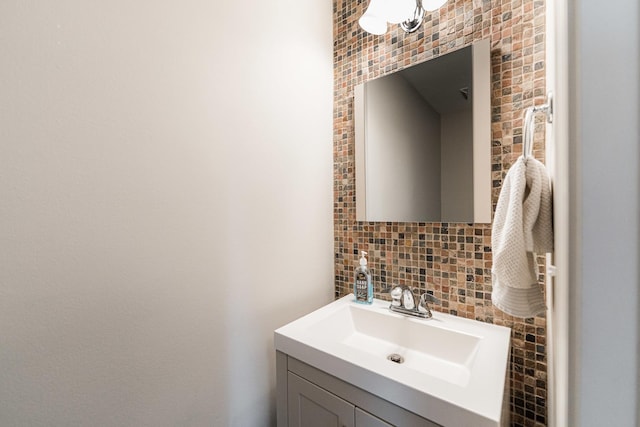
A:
332,0,548,426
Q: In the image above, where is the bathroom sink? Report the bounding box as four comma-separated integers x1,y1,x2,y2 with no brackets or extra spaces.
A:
306,299,481,387
274,295,511,427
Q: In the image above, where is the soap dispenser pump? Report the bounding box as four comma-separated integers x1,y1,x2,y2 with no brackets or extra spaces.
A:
354,251,373,304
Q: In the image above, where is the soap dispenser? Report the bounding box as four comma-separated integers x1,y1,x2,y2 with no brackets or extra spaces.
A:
354,251,373,304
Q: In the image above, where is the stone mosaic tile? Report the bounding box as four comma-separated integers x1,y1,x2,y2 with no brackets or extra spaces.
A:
333,1,548,426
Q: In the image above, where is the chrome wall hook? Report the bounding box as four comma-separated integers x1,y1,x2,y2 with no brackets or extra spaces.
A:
523,92,554,160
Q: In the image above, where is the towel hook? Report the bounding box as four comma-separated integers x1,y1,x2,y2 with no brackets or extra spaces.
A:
522,92,554,161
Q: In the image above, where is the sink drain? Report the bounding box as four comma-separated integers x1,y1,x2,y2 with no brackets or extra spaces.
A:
387,353,404,364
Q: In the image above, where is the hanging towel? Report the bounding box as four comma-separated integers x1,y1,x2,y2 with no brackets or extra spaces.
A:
491,156,553,318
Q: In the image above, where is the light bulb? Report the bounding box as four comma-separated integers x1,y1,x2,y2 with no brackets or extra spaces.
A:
359,0,388,35
359,13,388,35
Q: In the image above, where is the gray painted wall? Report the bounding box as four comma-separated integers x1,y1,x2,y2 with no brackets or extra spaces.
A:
568,0,640,425
365,73,441,221
0,1,334,426
441,109,474,221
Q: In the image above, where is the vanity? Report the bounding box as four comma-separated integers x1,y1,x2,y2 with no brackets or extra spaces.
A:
274,296,511,427
275,40,508,425
277,353,436,427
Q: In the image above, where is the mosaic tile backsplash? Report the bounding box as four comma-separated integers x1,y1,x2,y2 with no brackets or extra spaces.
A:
332,0,548,426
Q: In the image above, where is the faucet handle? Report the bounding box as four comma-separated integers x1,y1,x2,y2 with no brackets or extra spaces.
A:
418,293,440,317
389,285,403,307
420,293,440,305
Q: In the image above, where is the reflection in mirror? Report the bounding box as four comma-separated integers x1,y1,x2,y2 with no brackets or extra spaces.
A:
355,39,491,223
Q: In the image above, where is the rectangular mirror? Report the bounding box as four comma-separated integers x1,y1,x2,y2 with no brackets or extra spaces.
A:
355,39,491,223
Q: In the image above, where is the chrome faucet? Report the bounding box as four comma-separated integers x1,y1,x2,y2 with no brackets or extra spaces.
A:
388,285,440,319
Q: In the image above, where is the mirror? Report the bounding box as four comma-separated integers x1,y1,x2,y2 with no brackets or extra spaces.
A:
355,39,491,223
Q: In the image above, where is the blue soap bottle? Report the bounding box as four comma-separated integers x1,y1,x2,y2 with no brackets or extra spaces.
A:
354,251,373,304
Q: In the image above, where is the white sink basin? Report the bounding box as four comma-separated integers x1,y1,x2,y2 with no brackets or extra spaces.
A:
275,295,511,427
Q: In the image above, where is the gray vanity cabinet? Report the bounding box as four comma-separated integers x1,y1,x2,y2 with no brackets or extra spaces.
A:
277,351,440,427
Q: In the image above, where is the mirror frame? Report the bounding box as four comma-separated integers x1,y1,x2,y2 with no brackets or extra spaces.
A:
354,38,491,223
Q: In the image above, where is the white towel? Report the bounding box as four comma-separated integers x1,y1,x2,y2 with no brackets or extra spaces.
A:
491,156,553,318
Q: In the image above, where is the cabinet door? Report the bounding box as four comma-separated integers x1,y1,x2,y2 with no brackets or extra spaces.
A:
355,407,394,427
288,372,355,427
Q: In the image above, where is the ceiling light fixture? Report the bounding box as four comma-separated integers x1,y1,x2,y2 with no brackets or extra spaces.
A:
359,0,448,35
